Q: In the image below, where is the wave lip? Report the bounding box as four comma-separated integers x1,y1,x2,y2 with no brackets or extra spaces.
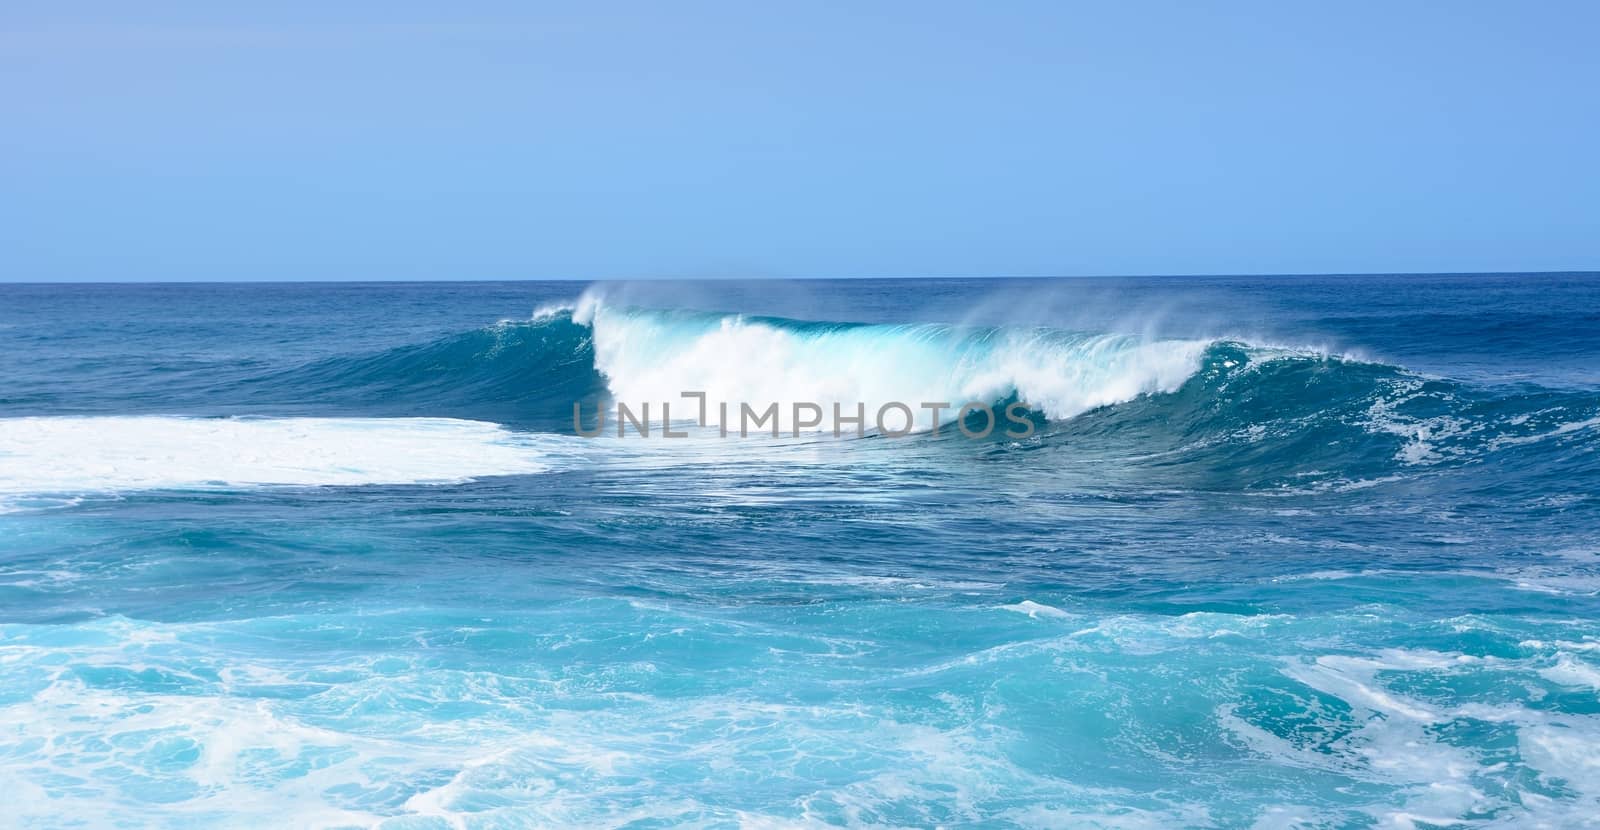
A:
0,416,563,509
577,299,1213,432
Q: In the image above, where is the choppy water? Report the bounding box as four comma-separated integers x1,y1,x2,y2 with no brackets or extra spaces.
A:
2,275,1598,828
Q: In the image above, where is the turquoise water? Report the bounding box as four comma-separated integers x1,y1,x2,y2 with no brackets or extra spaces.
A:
2,276,1599,828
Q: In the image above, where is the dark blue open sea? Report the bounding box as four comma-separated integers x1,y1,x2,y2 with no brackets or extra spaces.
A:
2,275,1599,829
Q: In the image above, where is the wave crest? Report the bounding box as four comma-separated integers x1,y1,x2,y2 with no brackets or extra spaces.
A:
578,299,1212,430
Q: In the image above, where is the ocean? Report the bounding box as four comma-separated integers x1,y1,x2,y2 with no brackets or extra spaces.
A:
1,274,1598,828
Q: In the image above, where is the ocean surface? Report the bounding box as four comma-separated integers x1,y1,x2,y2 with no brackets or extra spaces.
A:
2,274,1599,829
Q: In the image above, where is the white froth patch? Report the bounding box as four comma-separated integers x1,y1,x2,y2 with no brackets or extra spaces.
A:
529,300,578,321
1541,655,1600,691
0,416,561,505
999,600,1071,619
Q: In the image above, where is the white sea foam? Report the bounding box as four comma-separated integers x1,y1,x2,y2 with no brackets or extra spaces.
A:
1245,645,1600,828
1000,600,1071,619
1488,414,1600,449
0,613,1210,829
0,416,567,508
530,300,578,320
574,295,1211,432
1540,654,1600,691
1360,379,1480,466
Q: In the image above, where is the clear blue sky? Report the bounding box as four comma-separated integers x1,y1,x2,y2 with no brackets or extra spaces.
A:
3,1,1596,281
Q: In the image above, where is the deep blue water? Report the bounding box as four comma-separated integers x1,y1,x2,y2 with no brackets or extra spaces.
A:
2,275,1599,828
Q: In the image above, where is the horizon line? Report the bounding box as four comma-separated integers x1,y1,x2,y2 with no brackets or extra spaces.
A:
3,269,1598,286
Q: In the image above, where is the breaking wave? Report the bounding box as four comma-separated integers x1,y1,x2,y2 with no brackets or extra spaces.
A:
17,296,1591,496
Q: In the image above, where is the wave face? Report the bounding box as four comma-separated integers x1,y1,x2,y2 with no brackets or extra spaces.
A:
1035,341,1600,491
238,315,609,433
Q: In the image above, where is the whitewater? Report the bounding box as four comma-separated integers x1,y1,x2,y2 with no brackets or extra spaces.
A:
1,275,1598,828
